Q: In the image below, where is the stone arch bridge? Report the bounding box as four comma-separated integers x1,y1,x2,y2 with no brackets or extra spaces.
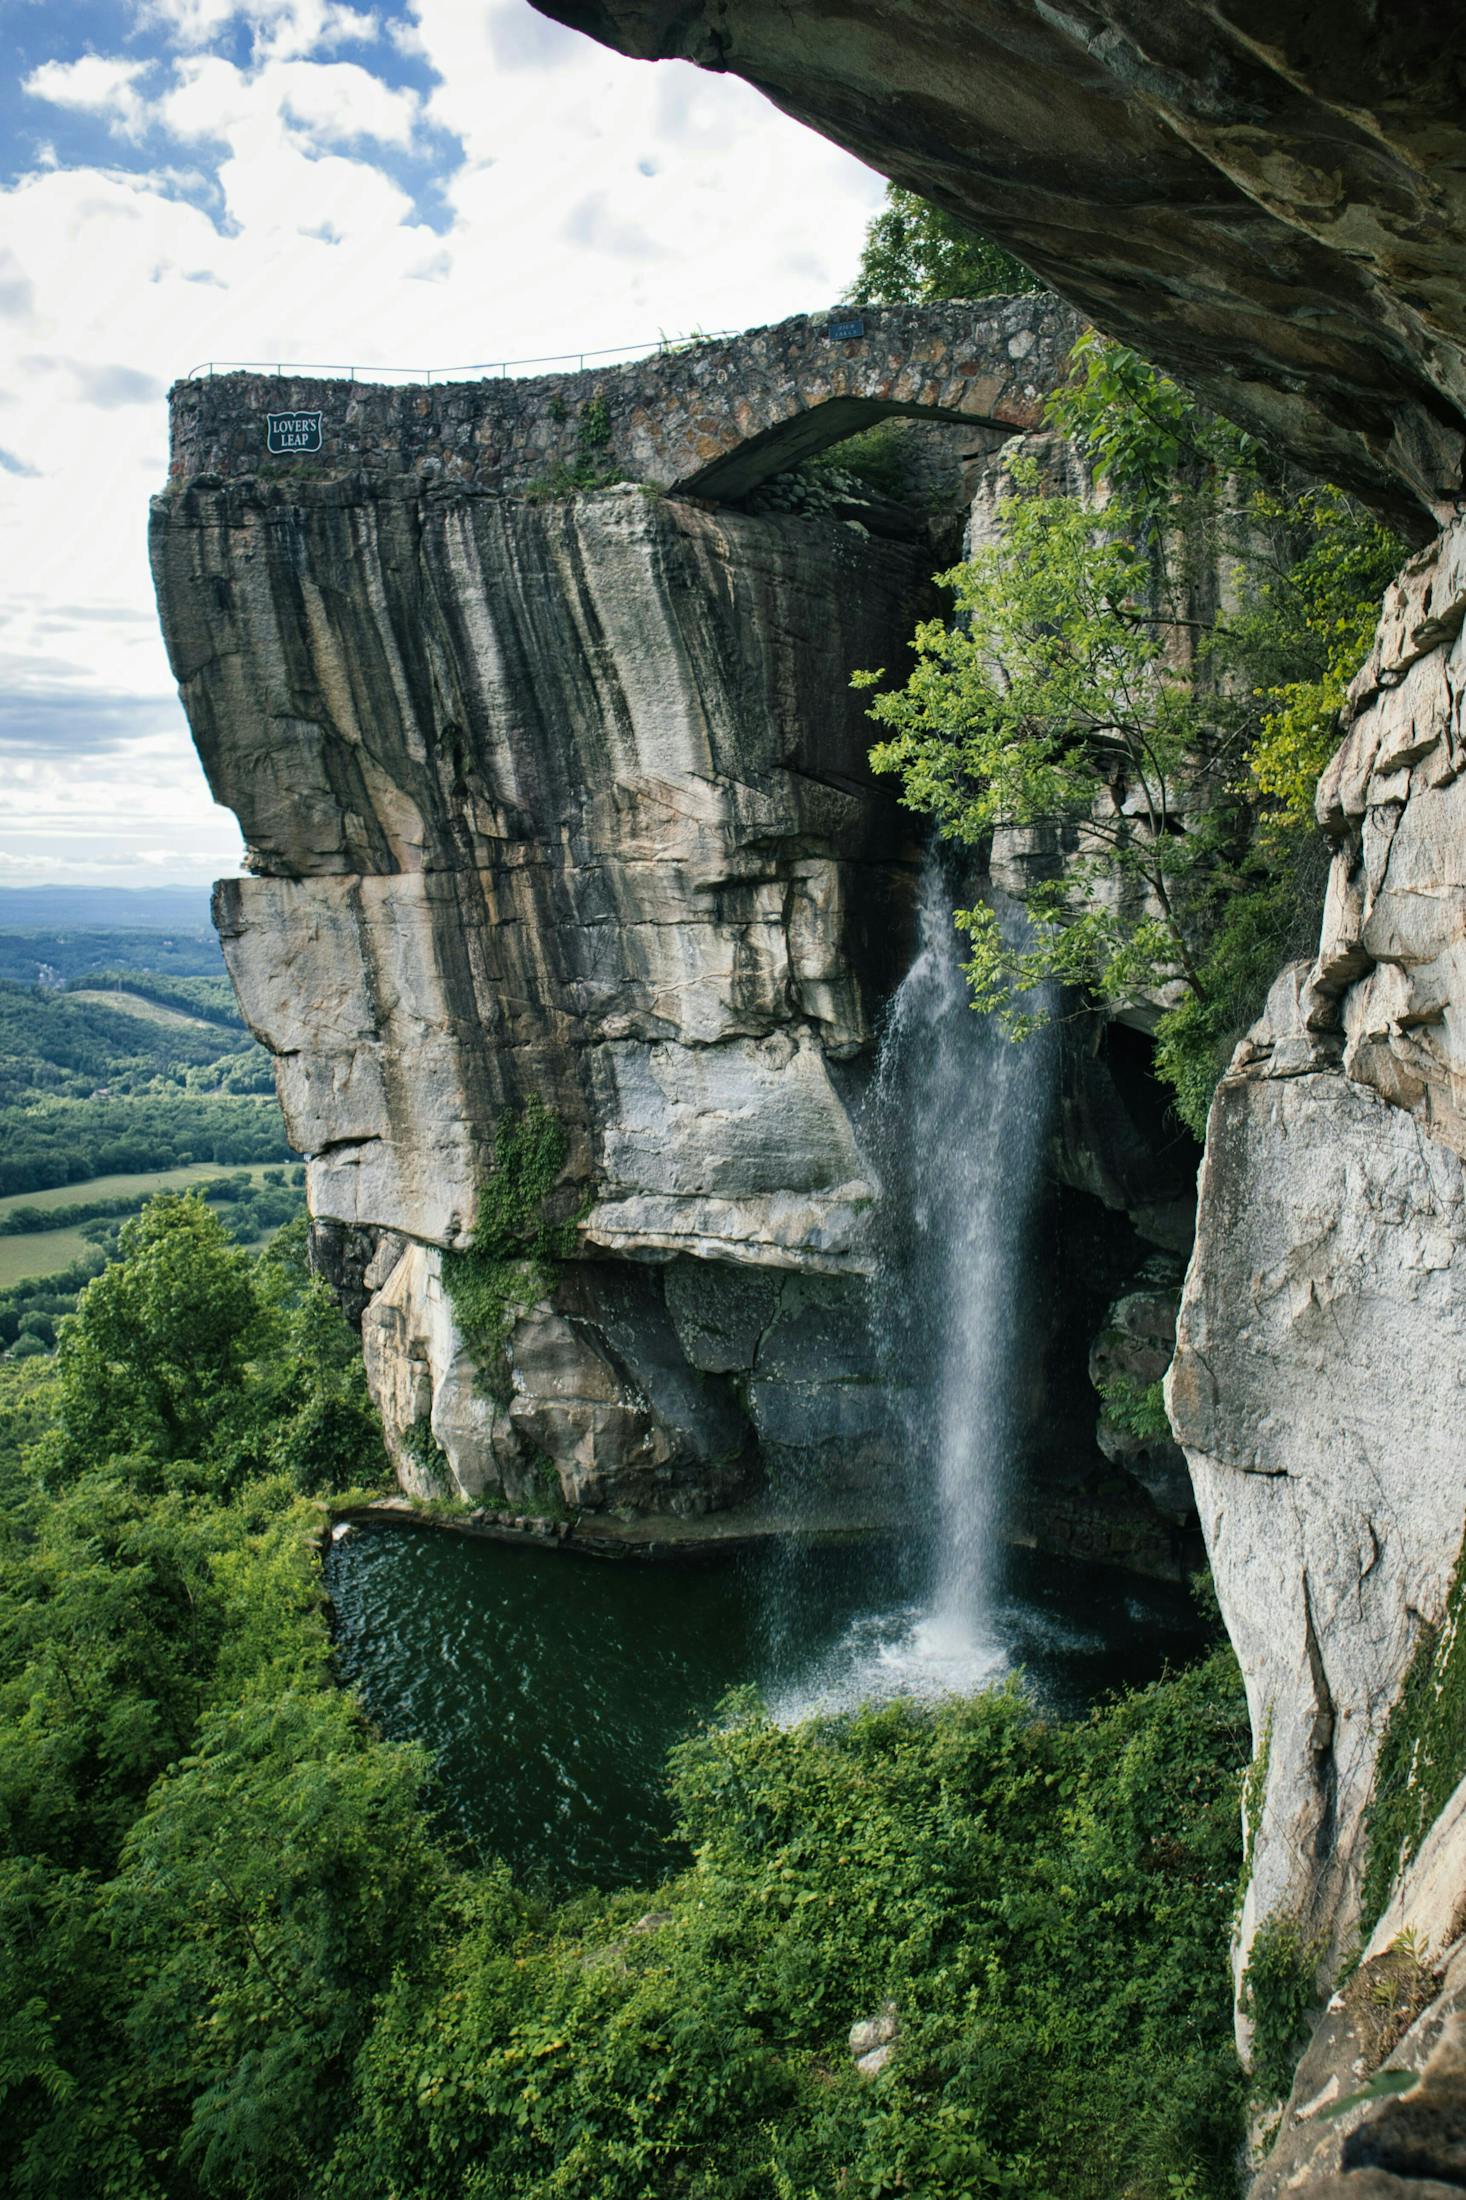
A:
167,293,1081,499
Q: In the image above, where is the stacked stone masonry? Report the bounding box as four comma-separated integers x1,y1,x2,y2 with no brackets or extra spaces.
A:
532,0,1466,538
169,297,1080,503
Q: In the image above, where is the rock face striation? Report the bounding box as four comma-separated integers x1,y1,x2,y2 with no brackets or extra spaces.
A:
521,5,1466,2135
157,469,926,1517
530,0,1466,538
1169,514,1466,2003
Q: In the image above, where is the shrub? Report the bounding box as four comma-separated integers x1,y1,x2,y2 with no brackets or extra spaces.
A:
1099,1373,1171,1443
1240,1914,1322,2101
1361,1527,1466,1931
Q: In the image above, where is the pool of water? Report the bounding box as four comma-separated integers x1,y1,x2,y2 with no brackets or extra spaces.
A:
325,1522,1213,1888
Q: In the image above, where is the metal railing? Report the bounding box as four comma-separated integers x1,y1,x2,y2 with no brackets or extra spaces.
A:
181,330,740,385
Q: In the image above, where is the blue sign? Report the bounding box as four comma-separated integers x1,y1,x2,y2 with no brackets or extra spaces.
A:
827,313,865,341
267,410,323,454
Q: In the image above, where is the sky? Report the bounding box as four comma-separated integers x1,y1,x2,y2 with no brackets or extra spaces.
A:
0,0,885,889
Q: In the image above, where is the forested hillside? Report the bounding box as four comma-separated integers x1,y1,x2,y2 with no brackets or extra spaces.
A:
0,1195,1248,2200
0,926,289,1198
0,918,299,1362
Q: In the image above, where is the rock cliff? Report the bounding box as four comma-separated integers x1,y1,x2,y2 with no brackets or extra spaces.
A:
521,4,1466,2140
1170,514,1466,2017
153,302,1200,1572
157,470,924,1516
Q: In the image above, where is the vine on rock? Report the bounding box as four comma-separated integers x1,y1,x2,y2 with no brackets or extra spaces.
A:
440,1098,579,1402
1361,1528,1466,1932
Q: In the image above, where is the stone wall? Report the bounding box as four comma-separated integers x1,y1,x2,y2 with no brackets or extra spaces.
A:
167,296,1079,502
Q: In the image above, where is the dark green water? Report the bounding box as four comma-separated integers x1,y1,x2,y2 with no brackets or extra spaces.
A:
325,1522,1211,1888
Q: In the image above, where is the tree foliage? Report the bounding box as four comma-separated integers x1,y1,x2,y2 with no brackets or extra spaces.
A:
853,184,1045,304
858,332,1401,1129
45,1197,384,1494
0,1194,1251,2199
50,1197,267,1475
858,467,1233,1032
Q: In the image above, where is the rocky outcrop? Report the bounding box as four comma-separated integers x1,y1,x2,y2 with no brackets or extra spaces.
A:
154,316,1201,1570
531,0,1466,537
1089,1271,1193,1527
1314,524,1466,1154
1171,969,1466,1991
495,1,1466,2173
1253,1783,1466,2198
1170,516,1466,2016
155,465,930,1515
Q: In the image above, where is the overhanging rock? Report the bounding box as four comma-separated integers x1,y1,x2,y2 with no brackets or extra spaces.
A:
530,0,1466,538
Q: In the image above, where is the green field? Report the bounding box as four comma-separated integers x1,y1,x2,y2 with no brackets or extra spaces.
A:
0,1163,302,1292
0,1160,290,1228
0,1226,100,1287
0,925,302,1354
66,987,216,1031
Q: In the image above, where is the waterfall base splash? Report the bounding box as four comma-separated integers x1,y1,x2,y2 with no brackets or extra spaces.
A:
768,1602,1009,1722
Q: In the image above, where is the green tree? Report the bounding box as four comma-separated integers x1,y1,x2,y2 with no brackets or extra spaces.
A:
106,1691,443,2199
41,1200,382,1498
858,466,1236,1031
0,1185,1255,2198
244,1219,388,1494
857,334,1401,1128
52,1194,266,1479
853,184,1045,303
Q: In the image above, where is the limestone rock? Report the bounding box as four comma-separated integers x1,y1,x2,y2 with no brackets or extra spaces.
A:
1089,1276,1192,1526
360,1241,526,1501
1168,519,1466,2014
154,469,928,1514
849,2001,899,2078
1171,961,1466,2001
1312,523,1466,1157
1251,1920,1466,2197
156,347,1211,1564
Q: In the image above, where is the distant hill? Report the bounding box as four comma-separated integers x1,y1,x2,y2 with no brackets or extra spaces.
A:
0,886,215,931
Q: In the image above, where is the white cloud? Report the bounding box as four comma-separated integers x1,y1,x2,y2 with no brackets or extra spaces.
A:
22,55,156,139
0,728,244,887
385,16,427,58
161,54,421,151
22,357,165,406
137,0,380,63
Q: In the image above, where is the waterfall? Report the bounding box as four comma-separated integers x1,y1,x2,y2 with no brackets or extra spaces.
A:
772,856,1056,1715
873,862,1057,1663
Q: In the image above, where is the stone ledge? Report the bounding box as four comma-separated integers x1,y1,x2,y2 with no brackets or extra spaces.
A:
328,1492,907,1566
